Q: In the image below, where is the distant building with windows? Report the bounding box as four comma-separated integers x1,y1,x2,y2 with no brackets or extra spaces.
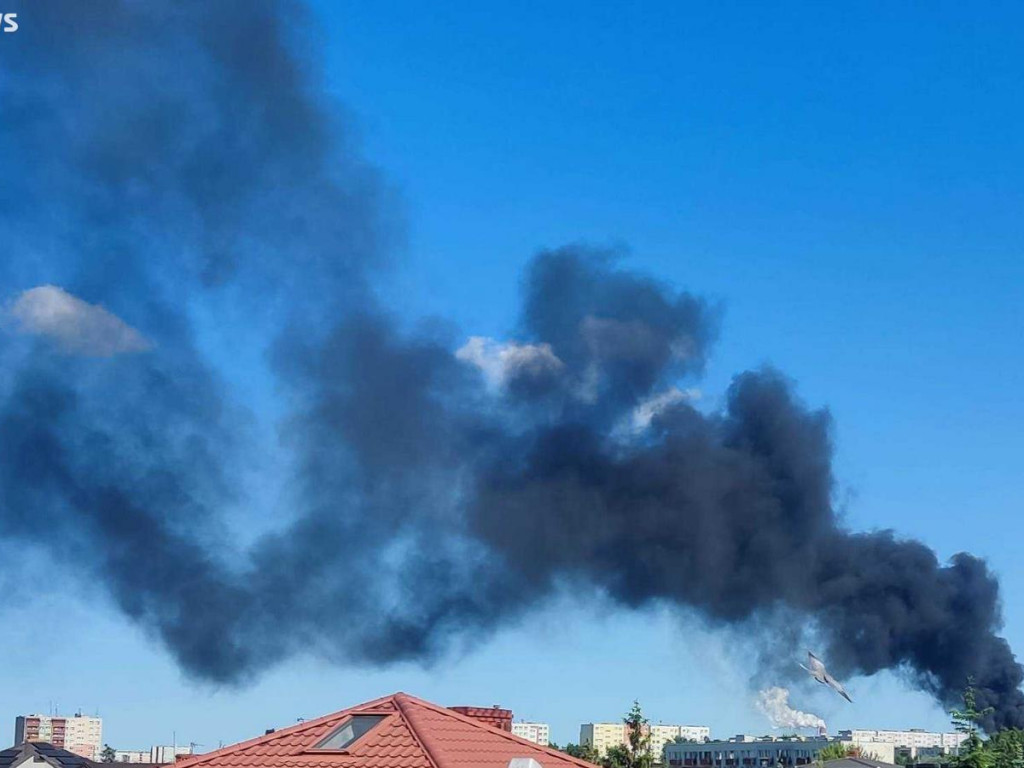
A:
651,725,713,761
13,715,102,761
579,723,623,757
113,751,151,763
511,722,550,746
581,722,710,759
113,746,195,763
837,730,965,761
665,735,896,767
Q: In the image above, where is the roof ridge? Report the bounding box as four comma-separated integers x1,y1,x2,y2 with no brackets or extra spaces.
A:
172,692,401,768
394,694,598,768
30,743,62,768
12,742,99,768
393,694,442,768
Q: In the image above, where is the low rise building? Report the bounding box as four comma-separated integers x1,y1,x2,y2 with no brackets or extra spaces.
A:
114,746,194,764
821,759,896,768
151,746,194,763
113,751,151,764
664,736,895,767
652,725,713,761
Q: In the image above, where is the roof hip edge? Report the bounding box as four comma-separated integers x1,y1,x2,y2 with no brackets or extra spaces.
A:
393,696,443,768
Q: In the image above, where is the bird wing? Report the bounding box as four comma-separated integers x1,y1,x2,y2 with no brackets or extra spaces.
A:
824,672,853,703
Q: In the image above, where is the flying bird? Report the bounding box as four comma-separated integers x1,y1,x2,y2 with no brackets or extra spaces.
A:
801,651,853,703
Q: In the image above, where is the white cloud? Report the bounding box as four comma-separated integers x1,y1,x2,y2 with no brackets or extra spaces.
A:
630,386,700,431
456,336,564,389
7,285,151,356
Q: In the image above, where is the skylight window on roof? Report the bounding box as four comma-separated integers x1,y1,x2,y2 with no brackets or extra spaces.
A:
314,715,386,750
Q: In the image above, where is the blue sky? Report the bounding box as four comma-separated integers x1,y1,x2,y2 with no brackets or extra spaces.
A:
2,0,1024,752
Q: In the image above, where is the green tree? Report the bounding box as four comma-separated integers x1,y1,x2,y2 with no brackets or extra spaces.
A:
100,746,117,764
819,742,861,762
671,736,699,746
601,701,654,768
603,744,633,768
563,743,600,763
951,680,995,768
986,729,1024,768
625,701,653,768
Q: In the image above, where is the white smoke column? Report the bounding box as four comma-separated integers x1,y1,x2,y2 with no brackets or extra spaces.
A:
756,687,826,730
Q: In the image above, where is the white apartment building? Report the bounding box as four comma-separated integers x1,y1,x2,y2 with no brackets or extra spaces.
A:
581,722,711,759
114,745,195,763
511,722,550,746
14,715,103,761
113,750,151,763
152,746,195,763
838,730,966,751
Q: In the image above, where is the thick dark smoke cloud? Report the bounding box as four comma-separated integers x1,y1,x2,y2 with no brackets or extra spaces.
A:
0,0,386,681
1,0,1021,732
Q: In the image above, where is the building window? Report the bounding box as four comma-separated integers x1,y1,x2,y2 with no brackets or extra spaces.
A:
313,716,386,750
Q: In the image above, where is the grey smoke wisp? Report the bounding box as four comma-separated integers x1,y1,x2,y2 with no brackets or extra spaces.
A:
0,0,1021,732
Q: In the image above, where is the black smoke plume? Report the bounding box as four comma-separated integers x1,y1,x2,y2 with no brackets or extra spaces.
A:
1,0,1021,732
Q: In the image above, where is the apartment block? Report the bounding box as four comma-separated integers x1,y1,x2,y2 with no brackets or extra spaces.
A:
581,722,711,759
511,722,550,746
580,723,626,757
837,729,966,750
14,715,103,761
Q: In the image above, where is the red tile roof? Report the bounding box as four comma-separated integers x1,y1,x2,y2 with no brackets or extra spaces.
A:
174,693,597,768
